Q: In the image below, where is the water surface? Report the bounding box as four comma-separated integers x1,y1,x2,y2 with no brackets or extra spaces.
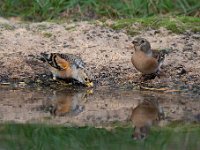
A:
0,86,199,125
0,86,200,149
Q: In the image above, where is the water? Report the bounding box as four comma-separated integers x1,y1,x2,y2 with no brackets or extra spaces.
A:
0,86,200,149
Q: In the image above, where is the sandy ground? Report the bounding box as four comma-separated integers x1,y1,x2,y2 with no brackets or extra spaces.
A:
0,17,200,93
0,17,200,126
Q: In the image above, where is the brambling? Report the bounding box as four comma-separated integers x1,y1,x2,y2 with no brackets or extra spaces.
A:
131,38,165,77
40,53,93,87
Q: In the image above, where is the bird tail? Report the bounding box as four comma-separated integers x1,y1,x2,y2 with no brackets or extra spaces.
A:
160,48,173,55
157,52,165,63
29,52,50,62
157,48,173,63
40,52,52,62
28,53,47,62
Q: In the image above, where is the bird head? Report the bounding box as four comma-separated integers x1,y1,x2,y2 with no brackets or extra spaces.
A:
40,52,53,62
132,126,149,140
72,69,93,87
132,38,151,54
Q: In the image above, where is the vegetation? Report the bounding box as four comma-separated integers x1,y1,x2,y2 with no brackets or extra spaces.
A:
0,0,199,21
104,16,200,34
43,32,53,38
0,123,200,150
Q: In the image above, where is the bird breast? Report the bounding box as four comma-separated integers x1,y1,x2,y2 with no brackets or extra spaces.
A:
131,51,159,74
131,105,159,127
49,65,73,79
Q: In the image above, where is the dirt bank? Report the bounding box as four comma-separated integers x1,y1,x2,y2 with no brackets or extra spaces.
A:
0,17,200,94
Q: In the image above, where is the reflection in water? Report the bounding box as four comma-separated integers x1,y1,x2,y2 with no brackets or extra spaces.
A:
1,87,200,149
131,99,165,140
0,86,199,125
43,89,92,116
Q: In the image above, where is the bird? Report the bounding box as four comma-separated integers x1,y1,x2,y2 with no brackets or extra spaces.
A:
47,90,88,116
39,52,93,87
131,37,166,78
131,99,164,140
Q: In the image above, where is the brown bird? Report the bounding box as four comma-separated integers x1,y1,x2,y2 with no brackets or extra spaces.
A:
131,99,164,140
40,53,93,87
47,90,92,116
131,38,165,77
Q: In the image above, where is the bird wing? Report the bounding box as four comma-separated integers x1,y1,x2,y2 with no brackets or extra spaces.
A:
54,54,71,70
152,48,172,61
40,53,70,70
40,53,85,70
152,49,165,63
58,53,85,69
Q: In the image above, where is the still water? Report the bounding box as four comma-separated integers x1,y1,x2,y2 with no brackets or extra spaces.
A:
0,86,200,149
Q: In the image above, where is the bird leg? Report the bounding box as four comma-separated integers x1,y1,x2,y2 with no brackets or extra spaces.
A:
52,75,57,80
140,73,157,81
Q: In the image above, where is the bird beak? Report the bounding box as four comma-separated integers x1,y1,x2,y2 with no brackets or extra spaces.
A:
132,40,137,44
85,81,94,87
86,89,93,94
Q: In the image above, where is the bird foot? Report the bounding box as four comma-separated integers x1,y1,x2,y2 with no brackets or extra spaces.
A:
53,76,57,80
140,73,157,81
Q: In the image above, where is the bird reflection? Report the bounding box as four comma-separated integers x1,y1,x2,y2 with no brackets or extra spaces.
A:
131,99,164,140
45,89,92,116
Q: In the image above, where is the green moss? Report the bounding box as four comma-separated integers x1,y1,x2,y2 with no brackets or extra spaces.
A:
43,32,53,38
107,16,200,35
0,23,15,30
36,24,49,31
178,16,200,23
64,25,76,31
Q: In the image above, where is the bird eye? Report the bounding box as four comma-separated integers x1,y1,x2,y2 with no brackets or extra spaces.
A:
132,40,137,44
85,78,88,81
141,40,145,43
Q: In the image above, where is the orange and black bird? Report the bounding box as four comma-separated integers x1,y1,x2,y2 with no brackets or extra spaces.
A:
40,53,93,87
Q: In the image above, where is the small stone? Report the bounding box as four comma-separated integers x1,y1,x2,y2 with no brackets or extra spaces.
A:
113,36,119,39
177,68,187,75
192,34,200,39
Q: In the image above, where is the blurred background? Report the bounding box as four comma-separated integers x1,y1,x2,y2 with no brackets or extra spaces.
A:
0,0,199,21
